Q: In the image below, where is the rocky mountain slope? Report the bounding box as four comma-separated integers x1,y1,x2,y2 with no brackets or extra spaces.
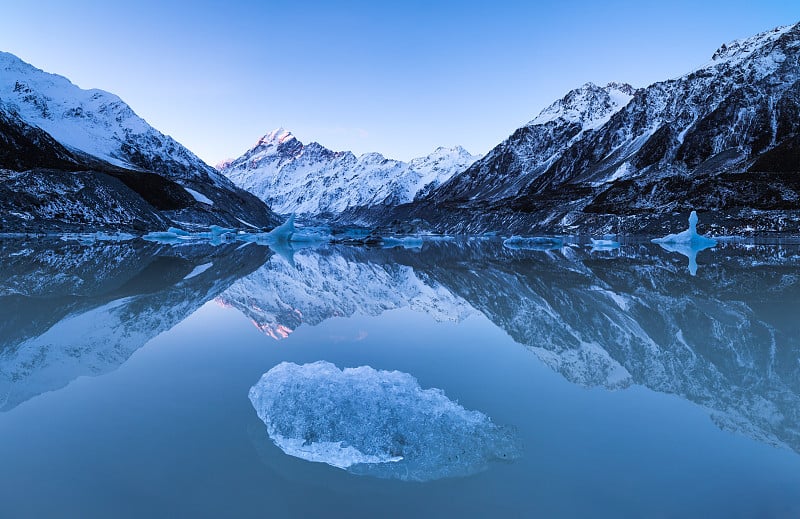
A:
379,23,800,236
218,128,478,216
0,52,279,232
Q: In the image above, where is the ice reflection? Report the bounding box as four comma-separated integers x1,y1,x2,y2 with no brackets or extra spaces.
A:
2,236,799,459
655,240,715,275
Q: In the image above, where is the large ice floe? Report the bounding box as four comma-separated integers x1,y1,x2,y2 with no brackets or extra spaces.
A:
652,211,717,275
248,361,521,481
141,215,329,247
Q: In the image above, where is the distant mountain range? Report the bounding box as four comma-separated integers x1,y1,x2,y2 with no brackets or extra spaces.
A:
372,23,800,235
1,22,799,235
217,128,478,217
0,52,279,233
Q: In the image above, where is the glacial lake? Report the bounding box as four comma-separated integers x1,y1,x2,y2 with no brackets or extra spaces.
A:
1,236,799,518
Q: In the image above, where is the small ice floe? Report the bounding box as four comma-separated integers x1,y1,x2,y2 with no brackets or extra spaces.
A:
249,361,521,482
652,211,717,276
503,235,564,251
289,224,332,244
381,236,424,249
143,224,239,245
145,217,330,248
239,215,327,243
589,238,620,250
142,231,185,244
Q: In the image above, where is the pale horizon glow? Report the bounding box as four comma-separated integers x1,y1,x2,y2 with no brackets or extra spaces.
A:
0,1,796,165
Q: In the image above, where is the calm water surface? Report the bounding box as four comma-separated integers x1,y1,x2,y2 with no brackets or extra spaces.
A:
1,237,799,518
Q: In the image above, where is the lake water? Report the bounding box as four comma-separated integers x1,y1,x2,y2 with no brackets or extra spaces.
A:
1,237,799,518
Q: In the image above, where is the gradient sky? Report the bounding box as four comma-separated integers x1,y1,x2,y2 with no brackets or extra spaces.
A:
0,1,796,164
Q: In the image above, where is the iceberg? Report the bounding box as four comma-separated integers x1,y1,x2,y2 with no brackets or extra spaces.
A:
652,211,717,275
652,211,717,247
503,235,563,251
144,225,241,245
248,361,521,481
266,214,295,242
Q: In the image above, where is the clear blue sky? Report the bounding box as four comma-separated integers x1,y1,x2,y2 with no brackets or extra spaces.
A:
0,1,796,164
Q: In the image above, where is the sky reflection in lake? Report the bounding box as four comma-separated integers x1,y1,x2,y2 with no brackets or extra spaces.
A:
0,237,799,518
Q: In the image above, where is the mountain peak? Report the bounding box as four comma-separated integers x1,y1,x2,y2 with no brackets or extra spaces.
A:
256,127,295,147
220,131,479,215
604,82,637,96
710,23,797,63
528,81,634,128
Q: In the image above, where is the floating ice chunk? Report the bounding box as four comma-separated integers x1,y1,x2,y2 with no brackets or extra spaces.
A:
381,236,424,249
652,211,718,247
142,231,183,243
652,211,717,275
249,361,521,481
290,225,331,243
209,225,236,236
589,238,620,250
266,214,295,242
503,235,563,251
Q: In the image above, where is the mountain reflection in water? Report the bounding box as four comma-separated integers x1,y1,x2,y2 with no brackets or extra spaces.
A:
1,237,798,457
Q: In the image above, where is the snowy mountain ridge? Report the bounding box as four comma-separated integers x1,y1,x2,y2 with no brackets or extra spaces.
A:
390,21,800,235
218,129,479,216
0,51,280,231
528,81,636,129
412,82,636,205
0,51,224,184
708,24,794,67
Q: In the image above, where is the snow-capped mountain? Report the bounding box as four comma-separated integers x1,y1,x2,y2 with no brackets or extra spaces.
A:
0,52,279,231
0,51,216,180
424,82,636,204
393,23,800,236
218,128,479,216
